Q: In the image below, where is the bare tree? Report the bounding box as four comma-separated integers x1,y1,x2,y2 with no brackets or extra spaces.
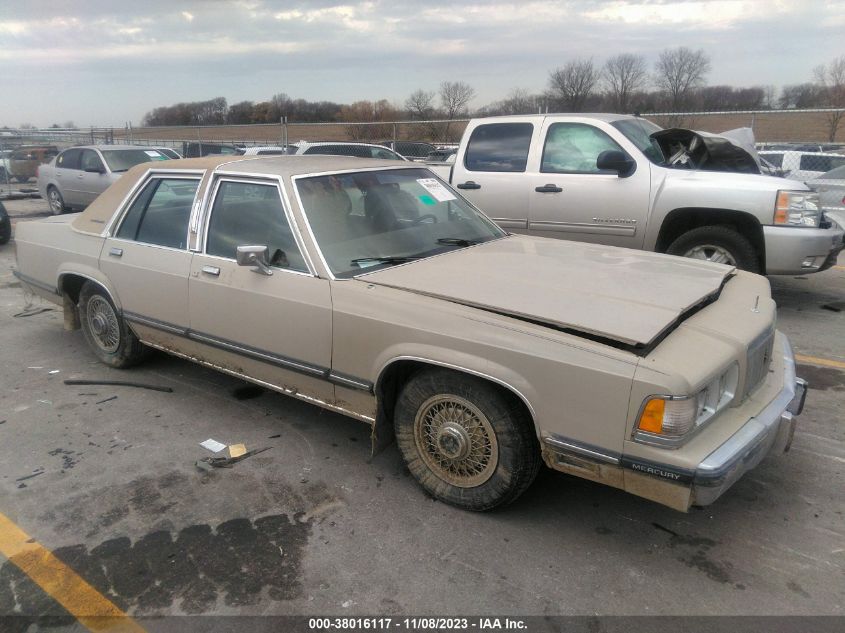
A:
405,90,437,119
547,58,599,112
815,56,845,141
603,53,648,113
440,81,475,141
653,47,711,111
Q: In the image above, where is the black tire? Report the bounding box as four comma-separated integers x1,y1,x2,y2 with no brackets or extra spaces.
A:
394,368,541,511
78,282,148,368
47,186,66,215
666,225,760,273
0,218,10,245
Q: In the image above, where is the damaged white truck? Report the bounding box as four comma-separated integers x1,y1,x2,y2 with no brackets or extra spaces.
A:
428,114,844,274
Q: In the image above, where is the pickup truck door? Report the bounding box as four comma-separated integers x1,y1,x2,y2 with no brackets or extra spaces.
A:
449,121,542,233
527,120,651,248
100,175,200,339
188,178,334,403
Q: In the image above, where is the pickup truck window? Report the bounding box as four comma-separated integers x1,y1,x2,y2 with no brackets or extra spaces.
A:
541,123,625,174
116,178,199,250
611,119,665,165
206,181,308,273
464,123,533,172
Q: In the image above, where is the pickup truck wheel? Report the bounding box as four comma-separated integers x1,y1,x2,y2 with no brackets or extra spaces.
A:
79,282,147,368
667,226,759,273
47,187,66,215
394,369,540,511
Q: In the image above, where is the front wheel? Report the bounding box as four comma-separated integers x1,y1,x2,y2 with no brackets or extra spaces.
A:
667,225,760,273
394,369,540,511
78,282,148,368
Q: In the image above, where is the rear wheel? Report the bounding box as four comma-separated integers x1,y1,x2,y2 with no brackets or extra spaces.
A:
394,368,540,511
47,187,66,215
667,225,760,273
79,282,147,368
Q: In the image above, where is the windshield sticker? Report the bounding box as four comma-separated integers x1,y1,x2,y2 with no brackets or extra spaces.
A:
416,178,456,202
145,150,165,159
419,194,437,206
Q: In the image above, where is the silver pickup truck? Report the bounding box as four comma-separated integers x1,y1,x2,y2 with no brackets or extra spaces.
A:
429,114,844,274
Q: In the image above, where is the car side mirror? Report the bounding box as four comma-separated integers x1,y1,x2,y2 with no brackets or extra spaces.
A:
236,245,273,276
596,150,636,178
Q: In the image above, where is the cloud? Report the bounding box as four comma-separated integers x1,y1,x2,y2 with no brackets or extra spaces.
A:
0,0,842,125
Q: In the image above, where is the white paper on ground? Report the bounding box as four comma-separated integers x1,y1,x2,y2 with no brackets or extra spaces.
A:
200,438,227,453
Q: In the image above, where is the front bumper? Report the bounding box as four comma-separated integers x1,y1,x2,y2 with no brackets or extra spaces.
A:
691,335,807,506
763,225,844,275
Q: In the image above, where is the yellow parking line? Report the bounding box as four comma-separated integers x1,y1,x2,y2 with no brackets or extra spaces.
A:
795,354,845,370
0,511,145,633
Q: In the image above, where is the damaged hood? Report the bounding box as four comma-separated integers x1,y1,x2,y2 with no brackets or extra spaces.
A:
360,235,734,349
651,127,761,174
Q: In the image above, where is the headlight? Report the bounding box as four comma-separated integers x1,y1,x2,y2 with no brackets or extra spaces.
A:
774,190,821,227
634,364,738,448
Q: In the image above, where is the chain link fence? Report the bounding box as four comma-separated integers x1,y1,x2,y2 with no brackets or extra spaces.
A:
2,108,843,198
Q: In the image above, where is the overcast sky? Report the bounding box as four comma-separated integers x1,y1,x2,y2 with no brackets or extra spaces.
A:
1,0,843,127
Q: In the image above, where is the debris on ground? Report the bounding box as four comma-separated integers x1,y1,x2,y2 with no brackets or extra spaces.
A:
200,438,227,453
63,379,174,393
95,396,118,405
228,443,247,458
195,447,271,470
13,307,54,318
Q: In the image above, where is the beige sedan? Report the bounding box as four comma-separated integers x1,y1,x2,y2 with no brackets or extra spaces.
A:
14,155,807,512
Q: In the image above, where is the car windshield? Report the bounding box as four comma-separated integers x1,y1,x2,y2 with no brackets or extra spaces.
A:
296,167,506,278
612,119,665,165
101,149,170,172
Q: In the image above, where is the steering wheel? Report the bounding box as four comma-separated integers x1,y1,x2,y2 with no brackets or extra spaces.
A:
413,214,438,225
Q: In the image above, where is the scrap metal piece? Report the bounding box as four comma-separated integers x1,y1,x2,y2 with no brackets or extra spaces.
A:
63,379,173,393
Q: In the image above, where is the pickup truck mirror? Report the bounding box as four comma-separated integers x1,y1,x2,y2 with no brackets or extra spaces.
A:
236,245,273,276
596,150,636,178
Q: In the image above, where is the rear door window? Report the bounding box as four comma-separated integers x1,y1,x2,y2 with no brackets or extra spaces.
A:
116,178,200,249
57,149,82,170
464,123,533,172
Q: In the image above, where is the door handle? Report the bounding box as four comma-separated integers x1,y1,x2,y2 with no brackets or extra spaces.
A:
109,247,123,257
457,181,481,190
535,184,562,193
201,265,221,277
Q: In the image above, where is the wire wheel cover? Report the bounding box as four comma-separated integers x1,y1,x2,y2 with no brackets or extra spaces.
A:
413,395,498,487
86,295,120,353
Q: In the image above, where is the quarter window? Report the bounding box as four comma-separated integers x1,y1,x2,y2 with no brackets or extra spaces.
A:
116,178,199,249
464,123,533,172
206,181,308,273
541,123,626,174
